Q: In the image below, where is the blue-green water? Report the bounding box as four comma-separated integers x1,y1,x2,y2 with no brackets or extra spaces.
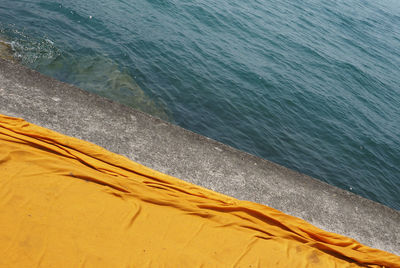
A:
1,0,399,209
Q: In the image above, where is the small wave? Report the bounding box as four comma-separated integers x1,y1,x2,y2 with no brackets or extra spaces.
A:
0,24,61,65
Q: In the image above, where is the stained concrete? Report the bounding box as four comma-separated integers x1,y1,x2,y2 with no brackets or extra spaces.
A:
0,58,399,255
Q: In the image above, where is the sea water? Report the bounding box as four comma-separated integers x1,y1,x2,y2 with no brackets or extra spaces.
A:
0,0,399,210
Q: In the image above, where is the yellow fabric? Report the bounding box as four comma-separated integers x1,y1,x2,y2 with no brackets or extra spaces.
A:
0,114,398,268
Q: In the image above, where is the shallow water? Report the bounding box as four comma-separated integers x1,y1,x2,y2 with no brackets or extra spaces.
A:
1,0,399,209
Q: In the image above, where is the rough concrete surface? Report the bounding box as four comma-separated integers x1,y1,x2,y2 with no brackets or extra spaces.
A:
0,58,399,255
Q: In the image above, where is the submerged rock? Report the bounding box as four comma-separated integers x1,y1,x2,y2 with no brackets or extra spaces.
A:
38,54,171,121
0,32,170,121
0,39,14,62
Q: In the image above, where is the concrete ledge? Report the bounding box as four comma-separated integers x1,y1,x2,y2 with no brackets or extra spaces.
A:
0,58,399,255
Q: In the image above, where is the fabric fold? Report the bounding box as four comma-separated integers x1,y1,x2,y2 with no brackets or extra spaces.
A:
0,114,399,267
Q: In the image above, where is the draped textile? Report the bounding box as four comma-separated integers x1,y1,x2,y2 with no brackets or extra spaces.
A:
0,114,398,267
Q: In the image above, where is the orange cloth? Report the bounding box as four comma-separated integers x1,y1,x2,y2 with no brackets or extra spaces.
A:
0,114,399,267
